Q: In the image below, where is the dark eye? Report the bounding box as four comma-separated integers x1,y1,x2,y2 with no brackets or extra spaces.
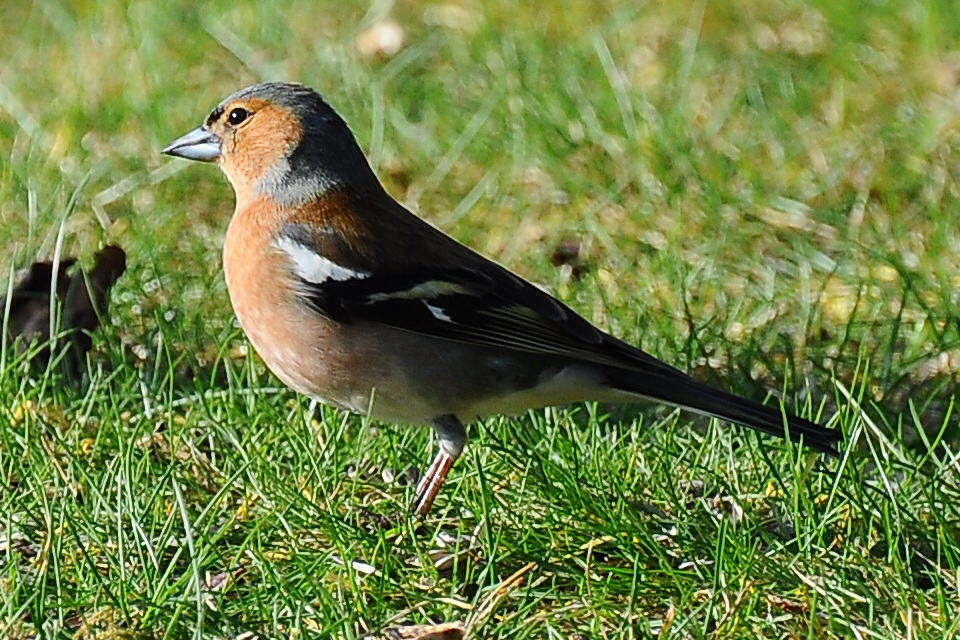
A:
227,107,249,126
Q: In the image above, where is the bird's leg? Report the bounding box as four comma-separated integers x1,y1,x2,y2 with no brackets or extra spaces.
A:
413,414,466,516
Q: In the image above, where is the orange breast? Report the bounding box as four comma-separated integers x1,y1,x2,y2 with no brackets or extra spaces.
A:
222,197,332,398
221,196,409,418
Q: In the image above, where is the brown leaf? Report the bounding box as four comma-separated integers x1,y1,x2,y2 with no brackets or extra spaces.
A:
2,244,126,375
356,20,405,59
377,622,464,640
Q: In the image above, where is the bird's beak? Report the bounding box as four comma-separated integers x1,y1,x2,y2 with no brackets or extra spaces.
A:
161,126,222,162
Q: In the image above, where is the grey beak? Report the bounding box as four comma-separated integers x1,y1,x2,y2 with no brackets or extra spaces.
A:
161,126,222,162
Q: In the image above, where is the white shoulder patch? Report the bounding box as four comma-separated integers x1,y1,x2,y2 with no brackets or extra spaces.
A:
274,235,370,284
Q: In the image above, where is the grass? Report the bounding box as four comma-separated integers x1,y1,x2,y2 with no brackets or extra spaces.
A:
1,0,960,637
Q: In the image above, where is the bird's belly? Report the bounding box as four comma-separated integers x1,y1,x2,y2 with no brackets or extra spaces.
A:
223,236,606,424
234,304,440,423
236,301,606,425
454,363,608,420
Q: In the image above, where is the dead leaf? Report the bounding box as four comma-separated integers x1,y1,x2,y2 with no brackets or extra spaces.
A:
372,622,464,640
356,20,405,59
2,244,126,375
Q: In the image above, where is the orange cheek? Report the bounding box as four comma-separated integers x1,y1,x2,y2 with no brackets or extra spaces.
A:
220,142,282,192
215,106,304,199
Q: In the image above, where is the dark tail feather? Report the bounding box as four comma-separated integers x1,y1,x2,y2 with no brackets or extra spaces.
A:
608,368,841,456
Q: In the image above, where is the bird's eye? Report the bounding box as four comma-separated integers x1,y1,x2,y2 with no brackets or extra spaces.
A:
227,107,249,126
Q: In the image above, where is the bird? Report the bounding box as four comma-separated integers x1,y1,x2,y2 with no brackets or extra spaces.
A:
162,81,841,516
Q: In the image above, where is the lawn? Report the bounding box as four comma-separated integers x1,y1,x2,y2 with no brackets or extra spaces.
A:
2,1,960,638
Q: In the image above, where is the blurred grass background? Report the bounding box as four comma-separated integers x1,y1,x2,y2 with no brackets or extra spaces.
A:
1,0,959,638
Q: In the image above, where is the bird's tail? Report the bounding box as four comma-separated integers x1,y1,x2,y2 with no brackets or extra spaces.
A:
606,366,840,456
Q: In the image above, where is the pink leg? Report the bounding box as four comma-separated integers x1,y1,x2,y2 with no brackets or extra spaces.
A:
413,451,455,516
412,414,466,516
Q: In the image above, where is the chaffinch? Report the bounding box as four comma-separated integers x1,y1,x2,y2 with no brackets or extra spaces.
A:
162,82,840,515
